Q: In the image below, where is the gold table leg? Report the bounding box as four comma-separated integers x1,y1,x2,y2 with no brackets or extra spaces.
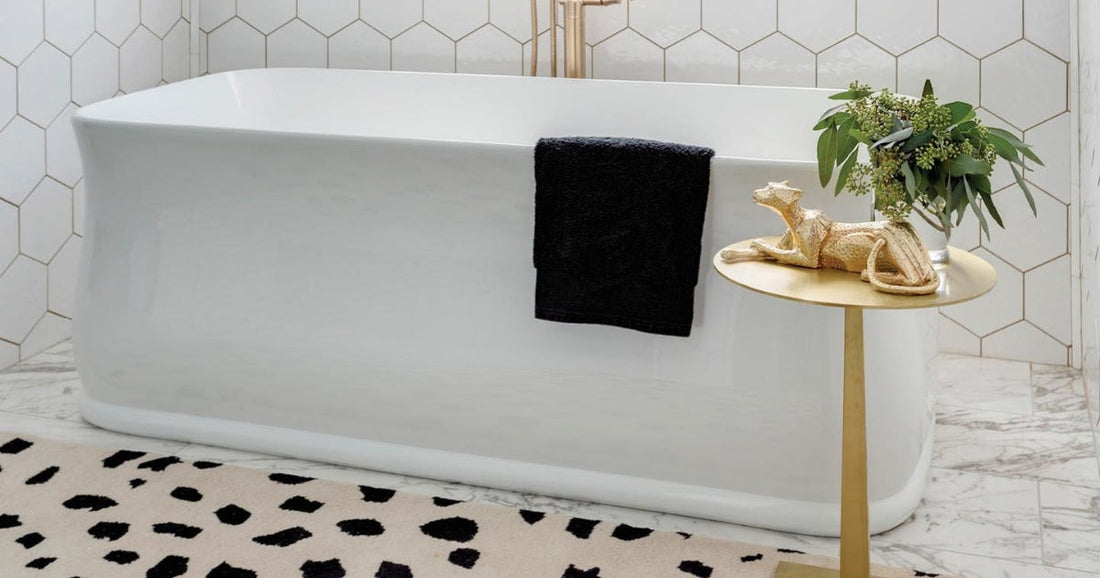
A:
775,307,883,578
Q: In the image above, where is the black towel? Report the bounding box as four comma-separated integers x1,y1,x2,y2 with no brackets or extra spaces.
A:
533,137,715,337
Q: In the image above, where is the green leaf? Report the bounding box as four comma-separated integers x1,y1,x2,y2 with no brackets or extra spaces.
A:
836,117,857,161
835,151,859,196
901,129,934,153
962,177,990,239
987,132,1022,164
947,154,992,176
817,126,837,187
979,189,1005,229
815,105,847,128
871,126,914,148
967,173,992,194
922,79,935,98
944,101,974,125
900,162,917,198
1009,163,1038,216
829,88,874,100
987,127,1045,166
849,128,872,145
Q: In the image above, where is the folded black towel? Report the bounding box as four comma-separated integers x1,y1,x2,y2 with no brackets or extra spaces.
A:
533,137,715,337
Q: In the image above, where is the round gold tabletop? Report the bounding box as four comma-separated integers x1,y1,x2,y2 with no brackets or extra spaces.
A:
712,238,997,310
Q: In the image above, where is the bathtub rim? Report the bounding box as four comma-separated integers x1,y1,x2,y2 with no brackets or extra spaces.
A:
78,388,933,537
72,109,820,173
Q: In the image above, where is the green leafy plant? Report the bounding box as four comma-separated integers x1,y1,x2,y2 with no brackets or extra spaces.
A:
814,80,1042,239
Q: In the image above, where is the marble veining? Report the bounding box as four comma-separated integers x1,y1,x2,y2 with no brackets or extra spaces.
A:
1,341,1100,578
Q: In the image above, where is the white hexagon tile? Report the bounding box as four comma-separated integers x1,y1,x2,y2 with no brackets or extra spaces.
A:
457,25,522,76
0,0,188,364
267,19,327,68
664,31,737,85
740,33,814,87
44,0,94,55
630,0,699,48
361,0,422,38
592,29,663,82
897,38,980,104
392,22,455,73
857,0,936,56
329,22,390,71
816,36,895,91
299,0,360,37
940,0,1023,59
702,0,775,51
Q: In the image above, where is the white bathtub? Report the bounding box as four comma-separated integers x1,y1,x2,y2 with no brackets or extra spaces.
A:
72,69,935,536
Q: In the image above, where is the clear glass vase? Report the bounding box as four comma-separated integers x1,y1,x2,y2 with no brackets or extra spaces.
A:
909,211,951,264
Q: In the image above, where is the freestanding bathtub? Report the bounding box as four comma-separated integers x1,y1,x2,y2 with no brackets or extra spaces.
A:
72,69,935,536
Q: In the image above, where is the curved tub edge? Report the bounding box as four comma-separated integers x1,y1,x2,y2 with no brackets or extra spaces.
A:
78,391,933,537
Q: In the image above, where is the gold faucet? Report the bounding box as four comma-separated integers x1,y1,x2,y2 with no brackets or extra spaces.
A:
530,0,623,79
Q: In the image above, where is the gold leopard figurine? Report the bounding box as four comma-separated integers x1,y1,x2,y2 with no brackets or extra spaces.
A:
720,181,939,295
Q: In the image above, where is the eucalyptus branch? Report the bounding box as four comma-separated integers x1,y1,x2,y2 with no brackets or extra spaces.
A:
910,205,946,233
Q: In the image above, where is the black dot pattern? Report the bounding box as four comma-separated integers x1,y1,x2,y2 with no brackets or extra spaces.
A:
171,487,204,502
25,556,56,569
280,496,324,513
102,450,146,468
336,518,384,537
358,485,396,503
206,561,258,577
565,518,599,540
15,532,44,549
448,548,480,569
420,517,478,543
25,465,59,485
253,527,312,547
215,504,251,526
0,437,33,454
147,555,189,577
88,521,129,541
301,559,346,578
375,561,413,578
104,550,140,565
678,560,713,577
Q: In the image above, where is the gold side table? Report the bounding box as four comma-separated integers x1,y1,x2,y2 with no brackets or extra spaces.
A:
713,240,996,578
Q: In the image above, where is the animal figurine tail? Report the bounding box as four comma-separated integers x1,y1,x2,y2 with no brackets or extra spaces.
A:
720,244,767,263
864,238,940,295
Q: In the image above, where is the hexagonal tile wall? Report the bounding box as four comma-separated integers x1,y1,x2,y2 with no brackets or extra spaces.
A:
856,0,936,56
630,0,700,48
816,36,895,90
20,178,73,263
44,0,95,55
664,31,737,84
0,0,189,365
18,43,70,127
95,0,140,46
361,0,422,38
982,41,1068,130
329,22,391,70
702,0,775,50
267,19,327,68
940,0,1022,58
457,25,522,76
778,0,854,53
299,0,360,37
0,0,44,64
237,0,295,35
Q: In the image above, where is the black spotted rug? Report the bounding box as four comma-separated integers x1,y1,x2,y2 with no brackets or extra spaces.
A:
0,434,951,577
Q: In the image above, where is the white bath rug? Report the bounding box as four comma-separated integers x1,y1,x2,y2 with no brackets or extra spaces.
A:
0,434,952,577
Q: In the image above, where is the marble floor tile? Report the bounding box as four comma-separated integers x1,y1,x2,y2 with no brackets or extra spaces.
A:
934,354,1033,415
1033,363,1093,424
874,468,1043,563
874,544,1100,578
1040,481,1100,573
0,411,188,455
935,405,1100,486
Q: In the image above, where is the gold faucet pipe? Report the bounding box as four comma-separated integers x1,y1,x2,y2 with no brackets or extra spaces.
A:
562,0,585,78
550,0,558,76
530,0,538,76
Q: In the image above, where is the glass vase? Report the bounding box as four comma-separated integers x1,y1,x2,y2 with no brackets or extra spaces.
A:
909,212,951,264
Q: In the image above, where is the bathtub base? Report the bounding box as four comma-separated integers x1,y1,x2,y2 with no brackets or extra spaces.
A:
79,391,934,537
